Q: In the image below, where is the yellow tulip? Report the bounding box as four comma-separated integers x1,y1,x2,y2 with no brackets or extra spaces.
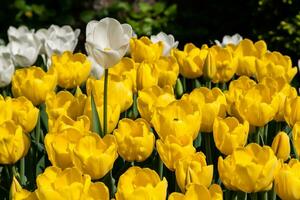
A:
156,56,179,87
86,75,133,112
0,95,13,124
12,66,57,106
84,96,120,134
156,135,196,171
275,159,300,200
284,96,300,127
175,152,213,192
255,51,297,83
168,184,223,200
186,87,226,132
203,45,236,83
271,131,290,161
49,114,90,134
130,36,163,63
11,177,36,200
236,83,279,127
137,85,175,123
0,121,30,164
218,143,279,193
115,166,168,200
292,122,300,156
213,117,249,155
136,61,159,90
11,96,39,133
46,91,86,129
35,166,109,200
151,99,201,141
172,43,208,79
113,118,155,162
73,133,118,180
233,39,267,77
109,57,137,92
225,76,257,120
49,51,91,89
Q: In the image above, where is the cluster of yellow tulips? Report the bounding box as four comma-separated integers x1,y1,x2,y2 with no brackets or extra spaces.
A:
1,22,300,200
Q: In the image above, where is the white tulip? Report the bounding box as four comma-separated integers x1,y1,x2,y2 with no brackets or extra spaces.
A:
151,32,179,56
85,17,133,68
7,26,41,67
0,46,14,87
215,33,243,47
88,56,104,79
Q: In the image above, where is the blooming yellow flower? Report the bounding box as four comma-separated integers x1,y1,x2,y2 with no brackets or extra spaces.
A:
156,135,196,171
175,152,213,192
271,131,290,161
156,56,179,87
292,122,300,156
203,45,236,83
130,36,163,63
115,166,168,200
137,85,175,123
255,51,297,83
35,166,109,200
284,96,300,127
49,51,91,89
213,117,249,155
151,99,201,141
136,61,159,90
113,118,155,162
0,121,30,164
233,39,267,77
168,184,223,200
186,87,226,133
11,176,36,200
10,96,39,133
275,159,300,200
12,66,57,106
218,143,279,193
0,95,13,125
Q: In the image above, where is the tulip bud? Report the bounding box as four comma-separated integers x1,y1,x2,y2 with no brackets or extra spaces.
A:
271,131,290,161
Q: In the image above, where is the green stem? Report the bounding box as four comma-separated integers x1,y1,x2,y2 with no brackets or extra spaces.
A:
222,82,227,91
182,77,187,92
19,158,25,185
204,133,212,165
205,80,212,89
35,111,41,145
264,124,268,145
108,170,116,198
158,156,164,180
237,191,247,200
261,191,268,200
269,184,276,200
250,193,257,200
103,69,109,135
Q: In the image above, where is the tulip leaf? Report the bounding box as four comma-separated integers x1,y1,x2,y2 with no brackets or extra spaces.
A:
39,103,48,132
36,155,45,176
91,92,103,137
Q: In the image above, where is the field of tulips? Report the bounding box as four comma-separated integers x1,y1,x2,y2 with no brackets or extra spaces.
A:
0,17,300,200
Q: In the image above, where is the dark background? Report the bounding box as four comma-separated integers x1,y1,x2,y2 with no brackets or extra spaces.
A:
1,0,300,66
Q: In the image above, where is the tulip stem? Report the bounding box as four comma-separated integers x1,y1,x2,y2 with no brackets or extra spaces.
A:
263,124,268,145
204,133,212,165
237,191,247,200
250,193,257,200
269,184,276,200
103,69,109,135
158,156,163,180
19,158,25,185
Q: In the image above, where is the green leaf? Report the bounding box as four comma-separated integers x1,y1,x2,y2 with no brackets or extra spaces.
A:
139,2,152,13
164,4,177,16
80,10,96,23
91,92,103,137
153,2,165,15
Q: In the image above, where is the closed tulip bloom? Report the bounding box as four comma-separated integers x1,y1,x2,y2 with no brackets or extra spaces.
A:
137,85,175,123
175,152,214,192
275,159,300,200
218,143,279,193
114,118,155,162
73,133,118,180
85,18,133,68
156,135,196,171
86,75,133,112
12,66,57,106
271,131,290,161
187,87,226,133
130,36,163,63
151,99,201,141
136,61,159,90
213,117,249,155
49,114,90,134
172,43,208,79
11,96,39,133
255,51,297,83
0,95,13,124
0,121,30,164
203,45,236,83
35,166,109,200
156,56,179,87
292,122,300,156
233,39,267,77
284,96,300,127
236,83,279,127
168,184,223,200
115,166,168,200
